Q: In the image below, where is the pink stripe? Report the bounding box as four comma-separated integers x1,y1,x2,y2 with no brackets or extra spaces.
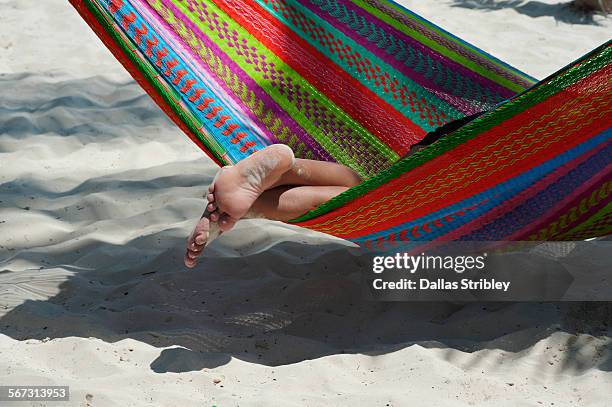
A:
129,0,274,144
508,163,611,240
437,144,607,241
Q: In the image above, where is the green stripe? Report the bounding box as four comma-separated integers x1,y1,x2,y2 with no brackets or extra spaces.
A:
258,0,463,130
380,0,534,80
290,42,611,223
351,0,530,93
562,201,612,239
170,0,399,176
84,0,229,165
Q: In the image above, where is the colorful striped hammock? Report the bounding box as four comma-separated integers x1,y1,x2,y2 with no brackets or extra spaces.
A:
71,0,611,247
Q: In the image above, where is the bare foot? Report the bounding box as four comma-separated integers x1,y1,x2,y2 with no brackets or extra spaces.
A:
211,144,295,232
184,214,210,268
184,144,295,266
184,172,224,268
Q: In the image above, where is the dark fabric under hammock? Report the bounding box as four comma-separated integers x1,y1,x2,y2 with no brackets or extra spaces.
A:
70,0,612,247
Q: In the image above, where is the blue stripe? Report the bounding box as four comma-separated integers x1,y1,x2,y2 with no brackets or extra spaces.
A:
461,138,611,240
353,129,611,244
98,0,268,162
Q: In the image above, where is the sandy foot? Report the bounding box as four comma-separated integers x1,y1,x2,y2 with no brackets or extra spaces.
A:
207,145,295,232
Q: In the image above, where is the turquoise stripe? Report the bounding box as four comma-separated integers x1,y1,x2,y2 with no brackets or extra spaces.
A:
379,0,538,83
256,0,463,130
99,0,268,162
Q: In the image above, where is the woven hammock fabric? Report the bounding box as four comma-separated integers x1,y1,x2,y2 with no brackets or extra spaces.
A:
70,0,612,246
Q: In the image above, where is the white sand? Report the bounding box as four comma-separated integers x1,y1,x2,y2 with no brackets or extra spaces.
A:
1,0,611,406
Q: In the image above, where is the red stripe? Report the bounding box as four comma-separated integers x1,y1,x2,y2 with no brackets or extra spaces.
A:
440,143,608,241
212,0,424,154
340,112,607,239
296,66,611,237
69,0,224,167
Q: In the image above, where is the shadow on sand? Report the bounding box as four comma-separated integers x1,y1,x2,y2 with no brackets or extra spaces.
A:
450,0,604,25
1,233,610,373
0,74,610,375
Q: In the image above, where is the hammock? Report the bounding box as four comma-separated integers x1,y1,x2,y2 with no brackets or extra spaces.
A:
70,0,612,247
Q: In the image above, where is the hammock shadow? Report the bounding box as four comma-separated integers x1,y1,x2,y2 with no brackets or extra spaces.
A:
2,74,609,374
150,348,231,373
450,0,603,25
0,73,166,138
1,228,610,373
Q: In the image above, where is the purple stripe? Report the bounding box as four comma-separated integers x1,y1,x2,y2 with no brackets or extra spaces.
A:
303,0,515,106
299,1,475,115
131,0,273,145
461,143,611,240
365,0,534,89
153,0,335,161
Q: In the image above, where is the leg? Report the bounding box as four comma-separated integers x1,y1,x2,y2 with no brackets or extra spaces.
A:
184,145,362,267
272,158,362,188
184,185,345,268
249,185,349,221
208,147,362,230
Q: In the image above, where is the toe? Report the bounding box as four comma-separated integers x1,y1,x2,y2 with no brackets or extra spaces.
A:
195,231,208,245
184,251,197,268
188,241,204,252
193,215,211,233
186,233,197,252
187,250,200,260
185,243,205,266
186,216,211,266
210,211,220,222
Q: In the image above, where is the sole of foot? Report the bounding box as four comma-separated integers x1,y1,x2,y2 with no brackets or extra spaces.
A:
211,145,294,232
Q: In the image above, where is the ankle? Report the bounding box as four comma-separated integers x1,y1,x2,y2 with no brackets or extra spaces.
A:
266,144,295,169
237,144,295,189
